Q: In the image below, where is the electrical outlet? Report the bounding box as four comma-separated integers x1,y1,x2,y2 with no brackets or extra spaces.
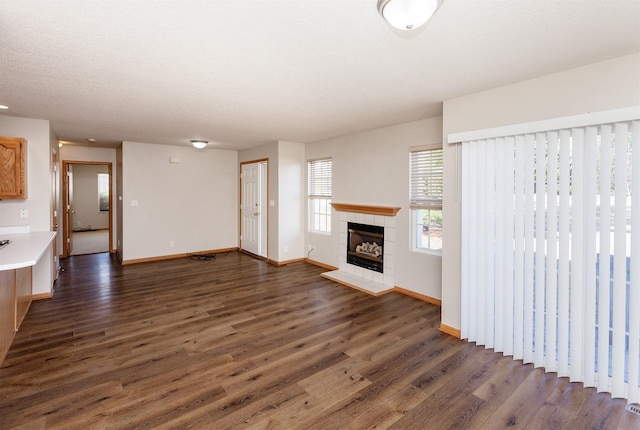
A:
169,240,175,248
308,245,315,251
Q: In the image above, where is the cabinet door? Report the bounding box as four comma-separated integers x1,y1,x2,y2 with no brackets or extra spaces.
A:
0,270,16,364
0,136,27,199
15,267,32,330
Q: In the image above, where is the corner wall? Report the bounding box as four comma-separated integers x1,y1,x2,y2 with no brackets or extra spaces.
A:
0,115,52,232
277,141,305,262
121,141,238,261
305,117,443,300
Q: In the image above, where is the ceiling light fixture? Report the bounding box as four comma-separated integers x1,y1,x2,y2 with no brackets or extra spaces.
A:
0,104,8,110
190,140,208,149
377,0,442,31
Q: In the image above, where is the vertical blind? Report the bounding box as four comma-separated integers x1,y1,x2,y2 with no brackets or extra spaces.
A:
308,158,332,198
410,145,443,209
460,118,639,402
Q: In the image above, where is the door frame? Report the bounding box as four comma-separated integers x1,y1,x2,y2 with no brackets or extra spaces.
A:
51,147,59,279
61,160,113,258
239,158,269,259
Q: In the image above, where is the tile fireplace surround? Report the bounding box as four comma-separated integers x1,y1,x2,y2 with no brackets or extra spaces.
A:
321,203,400,296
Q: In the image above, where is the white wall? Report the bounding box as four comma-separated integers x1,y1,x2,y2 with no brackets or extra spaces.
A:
277,141,305,262
441,53,640,331
69,164,110,231
121,141,238,261
305,117,443,299
0,115,52,232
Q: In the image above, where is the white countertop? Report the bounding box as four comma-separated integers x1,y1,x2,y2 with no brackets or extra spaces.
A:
0,231,57,271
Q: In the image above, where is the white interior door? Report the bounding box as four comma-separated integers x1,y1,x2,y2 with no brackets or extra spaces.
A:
257,162,267,257
241,161,267,257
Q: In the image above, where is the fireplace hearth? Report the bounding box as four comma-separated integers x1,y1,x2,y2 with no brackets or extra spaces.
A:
347,222,384,273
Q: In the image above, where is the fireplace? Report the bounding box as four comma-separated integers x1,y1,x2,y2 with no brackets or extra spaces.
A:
322,204,398,295
347,222,384,273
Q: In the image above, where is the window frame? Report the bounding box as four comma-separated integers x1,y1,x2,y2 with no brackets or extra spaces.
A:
409,144,443,255
98,172,110,213
307,157,332,234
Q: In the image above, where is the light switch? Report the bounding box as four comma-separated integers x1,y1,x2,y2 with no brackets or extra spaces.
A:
131,200,138,206
269,200,275,207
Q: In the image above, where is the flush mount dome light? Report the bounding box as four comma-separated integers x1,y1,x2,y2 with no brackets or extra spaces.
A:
190,140,208,149
377,0,442,31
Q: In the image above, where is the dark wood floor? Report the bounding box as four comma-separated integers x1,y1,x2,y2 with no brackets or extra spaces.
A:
1,252,637,429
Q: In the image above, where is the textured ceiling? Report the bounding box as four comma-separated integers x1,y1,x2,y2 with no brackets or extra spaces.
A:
1,0,639,150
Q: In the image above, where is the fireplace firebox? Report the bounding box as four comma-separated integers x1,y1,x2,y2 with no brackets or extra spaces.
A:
347,222,384,273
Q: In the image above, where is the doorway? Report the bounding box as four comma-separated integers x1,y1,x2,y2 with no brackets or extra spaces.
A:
240,159,268,258
62,161,113,257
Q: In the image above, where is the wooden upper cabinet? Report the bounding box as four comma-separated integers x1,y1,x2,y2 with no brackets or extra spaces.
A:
0,136,27,199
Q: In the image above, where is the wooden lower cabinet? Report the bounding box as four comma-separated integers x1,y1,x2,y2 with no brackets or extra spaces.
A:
0,270,15,363
15,267,32,330
0,267,33,364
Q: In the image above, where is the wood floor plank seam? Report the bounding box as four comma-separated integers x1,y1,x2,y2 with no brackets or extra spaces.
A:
0,252,636,429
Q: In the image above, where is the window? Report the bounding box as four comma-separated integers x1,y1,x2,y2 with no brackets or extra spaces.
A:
98,173,109,212
410,145,443,253
308,158,332,233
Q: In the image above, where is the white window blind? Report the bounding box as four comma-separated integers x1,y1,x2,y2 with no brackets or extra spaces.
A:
308,158,332,198
460,117,639,402
410,145,443,210
308,158,332,233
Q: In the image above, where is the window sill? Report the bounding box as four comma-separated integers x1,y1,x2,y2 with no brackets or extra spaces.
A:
413,248,442,257
309,230,331,236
